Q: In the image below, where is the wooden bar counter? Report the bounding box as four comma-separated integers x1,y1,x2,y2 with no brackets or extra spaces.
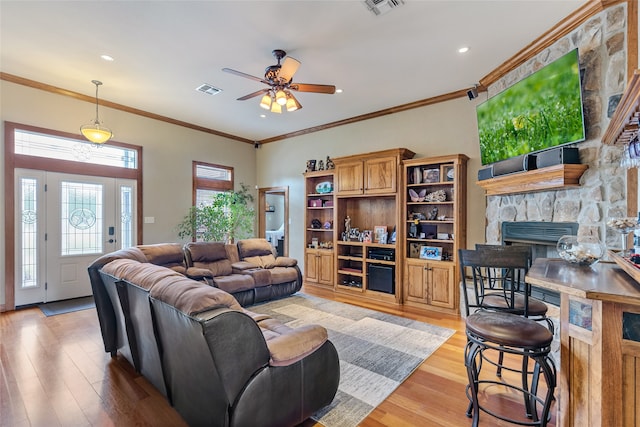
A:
526,258,640,427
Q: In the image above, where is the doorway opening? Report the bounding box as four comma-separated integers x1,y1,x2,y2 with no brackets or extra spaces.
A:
258,187,288,256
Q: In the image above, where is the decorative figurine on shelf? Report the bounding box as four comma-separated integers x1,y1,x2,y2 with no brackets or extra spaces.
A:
345,216,351,236
427,206,439,220
311,219,322,229
326,156,335,170
317,160,325,170
306,159,316,172
323,220,332,229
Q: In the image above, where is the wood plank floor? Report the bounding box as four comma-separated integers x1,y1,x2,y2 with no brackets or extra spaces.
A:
1,291,556,427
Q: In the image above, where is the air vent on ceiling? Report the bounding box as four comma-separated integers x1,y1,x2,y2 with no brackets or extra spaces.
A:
363,0,404,16
196,83,222,95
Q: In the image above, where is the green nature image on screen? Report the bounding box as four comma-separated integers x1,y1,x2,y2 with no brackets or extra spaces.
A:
477,49,585,165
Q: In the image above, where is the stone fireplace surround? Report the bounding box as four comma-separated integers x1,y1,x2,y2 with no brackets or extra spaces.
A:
483,4,629,253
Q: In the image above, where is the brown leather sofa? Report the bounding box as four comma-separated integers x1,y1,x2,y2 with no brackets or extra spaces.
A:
88,241,302,365
96,258,339,427
183,239,302,306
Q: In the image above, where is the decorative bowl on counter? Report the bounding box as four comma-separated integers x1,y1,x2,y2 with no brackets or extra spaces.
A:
556,235,605,266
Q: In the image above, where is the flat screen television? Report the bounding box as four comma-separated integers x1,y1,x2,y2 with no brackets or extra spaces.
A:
476,48,586,166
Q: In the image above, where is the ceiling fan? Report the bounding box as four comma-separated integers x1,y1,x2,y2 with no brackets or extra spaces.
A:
222,49,336,113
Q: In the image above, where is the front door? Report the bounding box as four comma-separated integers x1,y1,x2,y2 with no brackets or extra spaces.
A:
14,169,137,305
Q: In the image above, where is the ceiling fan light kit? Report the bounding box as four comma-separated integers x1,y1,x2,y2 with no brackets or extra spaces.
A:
222,49,335,114
260,93,272,110
80,80,113,144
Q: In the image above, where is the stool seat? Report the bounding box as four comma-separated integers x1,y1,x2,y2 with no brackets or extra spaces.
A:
466,311,553,349
482,293,549,316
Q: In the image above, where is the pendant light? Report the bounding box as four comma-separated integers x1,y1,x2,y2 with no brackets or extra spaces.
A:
80,80,113,144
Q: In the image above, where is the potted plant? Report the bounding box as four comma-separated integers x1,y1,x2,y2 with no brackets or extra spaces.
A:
176,183,255,242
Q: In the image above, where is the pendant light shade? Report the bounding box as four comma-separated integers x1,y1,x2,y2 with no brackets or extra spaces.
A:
285,92,302,112
270,102,282,114
80,80,112,144
275,89,287,106
259,92,272,110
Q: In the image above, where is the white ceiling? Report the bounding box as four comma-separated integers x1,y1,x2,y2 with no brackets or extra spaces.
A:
0,0,585,143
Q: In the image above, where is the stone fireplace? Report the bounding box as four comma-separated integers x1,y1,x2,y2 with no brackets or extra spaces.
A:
484,4,629,257
501,221,579,306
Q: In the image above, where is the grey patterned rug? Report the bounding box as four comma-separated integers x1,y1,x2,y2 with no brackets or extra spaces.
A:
251,294,455,427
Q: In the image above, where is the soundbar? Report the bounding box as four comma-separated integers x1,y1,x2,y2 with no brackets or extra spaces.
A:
478,166,494,181
491,154,531,176
533,147,580,168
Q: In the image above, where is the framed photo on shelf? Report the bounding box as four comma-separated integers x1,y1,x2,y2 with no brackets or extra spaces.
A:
362,230,372,243
374,226,387,243
423,168,440,183
419,245,443,261
441,164,454,182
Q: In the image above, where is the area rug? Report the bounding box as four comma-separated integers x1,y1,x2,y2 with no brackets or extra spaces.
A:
38,295,95,317
250,294,455,427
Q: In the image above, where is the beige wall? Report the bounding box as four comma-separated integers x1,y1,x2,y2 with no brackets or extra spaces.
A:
256,96,487,268
1,81,256,306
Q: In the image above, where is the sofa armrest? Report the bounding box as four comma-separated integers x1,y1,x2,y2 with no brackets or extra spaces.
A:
185,267,213,280
274,257,297,267
232,261,260,272
260,318,328,366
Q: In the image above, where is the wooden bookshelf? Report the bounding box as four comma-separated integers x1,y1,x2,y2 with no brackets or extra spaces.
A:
476,163,588,196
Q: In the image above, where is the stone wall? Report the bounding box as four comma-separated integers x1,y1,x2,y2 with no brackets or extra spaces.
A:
485,3,629,250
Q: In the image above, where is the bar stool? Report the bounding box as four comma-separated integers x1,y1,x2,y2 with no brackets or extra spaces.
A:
459,248,557,426
465,311,556,426
467,245,554,335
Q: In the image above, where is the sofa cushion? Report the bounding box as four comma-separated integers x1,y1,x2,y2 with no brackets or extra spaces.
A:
185,242,233,276
139,243,186,273
101,259,185,291
213,274,255,293
243,254,277,269
242,268,272,287
151,274,242,315
186,241,227,262
259,318,328,366
269,267,299,285
275,257,297,267
237,238,274,258
89,246,147,270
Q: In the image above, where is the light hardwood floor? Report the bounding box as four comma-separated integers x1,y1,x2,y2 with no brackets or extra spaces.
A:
1,290,556,427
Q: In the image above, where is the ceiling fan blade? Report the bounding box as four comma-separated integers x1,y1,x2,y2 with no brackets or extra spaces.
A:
290,83,336,94
222,68,270,85
278,57,301,82
237,88,270,101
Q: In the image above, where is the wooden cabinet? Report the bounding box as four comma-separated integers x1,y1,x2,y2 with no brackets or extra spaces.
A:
334,149,413,196
405,258,456,309
402,154,468,314
305,249,334,286
365,156,398,194
335,161,364,195
303,170,336,288
330,148,415,305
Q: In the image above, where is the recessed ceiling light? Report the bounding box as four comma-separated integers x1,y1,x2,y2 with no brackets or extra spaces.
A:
458,47,470,54
101,54,114,61
260,114,266,118
336,89,343,94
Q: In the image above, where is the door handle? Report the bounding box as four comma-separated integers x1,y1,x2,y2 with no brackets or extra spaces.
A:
108,239,115,243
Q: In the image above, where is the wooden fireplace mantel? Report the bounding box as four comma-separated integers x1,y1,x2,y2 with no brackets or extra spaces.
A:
476,163,588,196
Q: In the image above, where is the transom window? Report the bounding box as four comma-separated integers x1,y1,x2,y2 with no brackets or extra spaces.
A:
15,129,137,168
193,161,233,206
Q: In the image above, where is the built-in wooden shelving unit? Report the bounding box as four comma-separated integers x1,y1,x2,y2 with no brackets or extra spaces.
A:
476,164,588,196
